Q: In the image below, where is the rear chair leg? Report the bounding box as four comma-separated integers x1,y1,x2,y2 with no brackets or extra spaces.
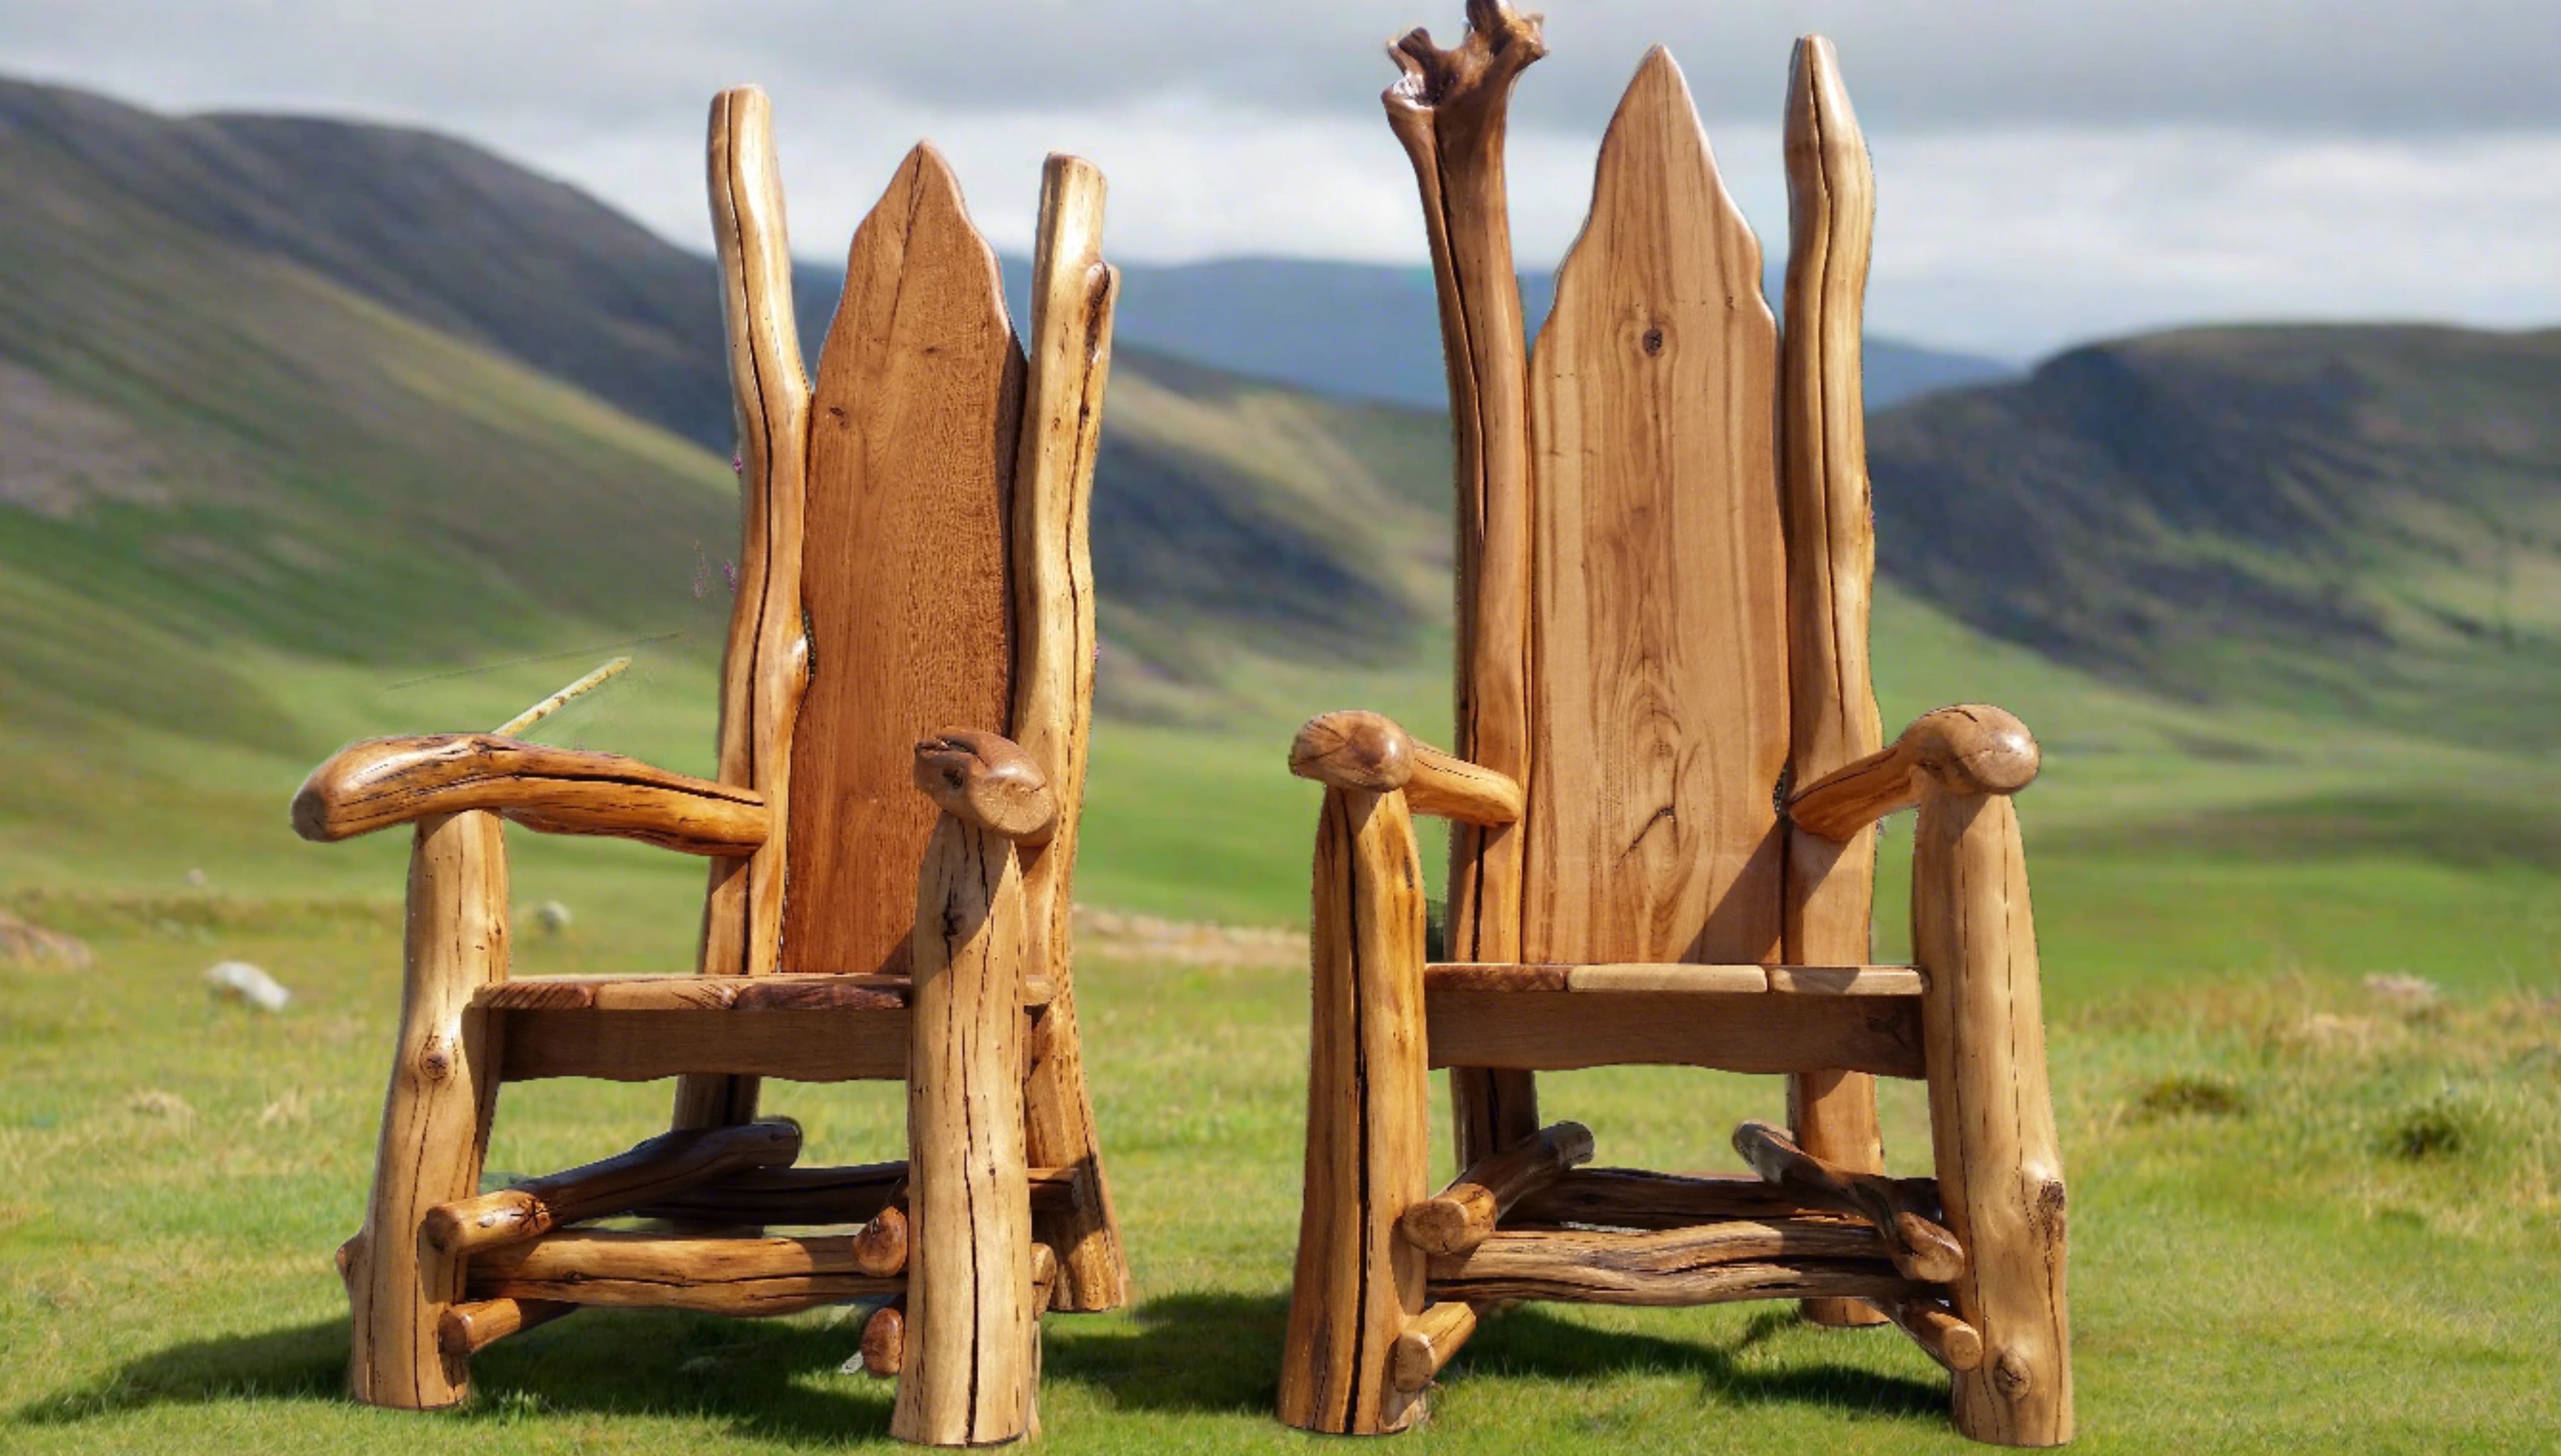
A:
1915,787,2072,1446
348,811,509,1409
1278,787,1434,1435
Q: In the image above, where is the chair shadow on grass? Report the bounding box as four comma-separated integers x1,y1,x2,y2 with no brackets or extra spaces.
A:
14,1293,1941,1444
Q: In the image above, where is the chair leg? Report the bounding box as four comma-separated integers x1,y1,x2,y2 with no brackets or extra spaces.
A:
348,811,509,1409
894,815,1036,1447
1279,787,1433,1435
1019,941,1126,1311
1915,788,2072,1447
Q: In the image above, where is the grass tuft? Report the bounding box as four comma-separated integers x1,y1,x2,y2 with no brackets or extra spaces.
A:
2134,1074,2250,1120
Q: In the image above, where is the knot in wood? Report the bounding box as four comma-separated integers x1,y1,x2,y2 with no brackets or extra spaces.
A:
1993,1347,2035,1397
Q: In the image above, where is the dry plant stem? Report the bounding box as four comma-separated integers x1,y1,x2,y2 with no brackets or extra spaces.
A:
1398,1120,1595,1256
1007,152,1127,1314
1732,1119,1964,1283
1777,33,1890,1328
1278,787,1433,1435
437,1298,573,1359
1385,0,1548,1171
492,655,632,737
294,735,768,857
1391,1301,1481,1393
348,810,508,1409
423,1120,802,1256
1915,782,2071,1445
681,85,811,1130
894,815,1036,1446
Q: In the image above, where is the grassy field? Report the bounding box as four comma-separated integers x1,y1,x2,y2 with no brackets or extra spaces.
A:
5,598,2561,1453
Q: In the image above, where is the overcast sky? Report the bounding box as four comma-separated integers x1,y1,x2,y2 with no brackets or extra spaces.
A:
5,1,2558,359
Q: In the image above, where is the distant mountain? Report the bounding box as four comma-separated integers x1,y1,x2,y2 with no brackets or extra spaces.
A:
1869,324,2561,744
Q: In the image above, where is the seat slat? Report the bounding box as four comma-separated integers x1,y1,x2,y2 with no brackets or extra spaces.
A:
1427,1223,1917,1308
480,972,1054,1013
1426,987,1924,1078
1425,962,1922,996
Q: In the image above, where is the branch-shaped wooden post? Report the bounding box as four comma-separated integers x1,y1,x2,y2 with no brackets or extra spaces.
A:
1277,785,1433,1435
1913,762,2071,1445
423,1120,801,1256
681,83,813,1131
1384,0,1548,1171
1777,32,1892,1330
893,812,1036,1446
1008,154,1129,1314
347,810,509,1408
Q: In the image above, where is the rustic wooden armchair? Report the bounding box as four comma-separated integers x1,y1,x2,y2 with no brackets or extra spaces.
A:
1277,9,2071,1446
291,88,1124,1446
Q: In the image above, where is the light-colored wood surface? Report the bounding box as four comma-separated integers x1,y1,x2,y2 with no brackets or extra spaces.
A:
913,729,1058,843
1289,710,1525,825
1511,1168,1890,1231
894,815,1036,1445
1383,0,1549,1171
1419,960,1927,998
1791,704,2042,842
1776,37,1891,1326
1733,1118,1964,1284
1915,783,2072,1445
1428,1224,1908,1307
347,811,508,1409
629,1162,1085,1228
436,1297,572,1359
293,735,768,857
499,1008,908,1084
1006,152,1127,1316
1426,987,1925,1077
1865,1295,1987,1373
1398,1120,1594,1256
1390,1300,1480,1394
483,973,909,1014
786,142,1023,980
1278,788,1433,1436
493,657,631,739
1523,45,1789,969
465,1229,901,1317
423,1120,801,1256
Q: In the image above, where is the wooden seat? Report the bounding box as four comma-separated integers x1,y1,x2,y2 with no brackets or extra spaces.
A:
293,87,1125,1446
1277,7,2072,1446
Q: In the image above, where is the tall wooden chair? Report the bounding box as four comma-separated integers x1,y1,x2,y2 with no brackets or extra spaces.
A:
292,88,1125,1447
1277,7,2071,1446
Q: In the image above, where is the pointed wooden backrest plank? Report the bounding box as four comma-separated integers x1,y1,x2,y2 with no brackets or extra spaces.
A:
784,145,1024,978
1522,48,1789,966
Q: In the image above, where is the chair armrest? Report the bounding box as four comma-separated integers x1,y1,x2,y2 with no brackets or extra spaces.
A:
1787,704,2040,842
292,734,770,856
912,729,1058,844
1289,710,1523,826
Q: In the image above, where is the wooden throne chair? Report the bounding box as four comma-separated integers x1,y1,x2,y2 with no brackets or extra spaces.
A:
1276,7,2071,1446
292,87,1124,1447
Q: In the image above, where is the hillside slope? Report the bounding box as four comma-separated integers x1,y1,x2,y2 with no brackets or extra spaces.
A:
1869,325,2561,743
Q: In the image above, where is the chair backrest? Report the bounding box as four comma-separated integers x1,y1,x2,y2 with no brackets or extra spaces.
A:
697,88,1111,983
1458,45,1882,970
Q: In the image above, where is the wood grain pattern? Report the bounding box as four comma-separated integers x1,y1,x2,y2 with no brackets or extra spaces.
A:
628,1162,1085,1228
1383,0,1549,1170
787,142,1023,980
1732,1118,1964,1283
1776,40,1890,1325
1524,46,1789,968
894,814,1035,1445
1278,788,1433,1436
1915,784,2072,1445
1006,154,1126,1314
422,1120,801,1256
862,1298,908,1377
293,735,768,857
1397,1120,1593,1256
1791,704,2042,842
499,1008,908,1084
465,1229,901,1317
483,974,912,1014
913,729,1057,843
1428,1226,1908,1307
1424,962,1922,996
346,811,508,1409
1390,1301,1479,1394
436,1298,572,1359
1290,710,1525,826
1510,1168,1898,1232
1865,1295,1987,1373
1426,987,1924,1078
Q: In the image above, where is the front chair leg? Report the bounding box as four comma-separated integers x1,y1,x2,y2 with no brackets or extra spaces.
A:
1915,785,2072,1446
1278,786,1434,1435
348,810,510,1408
894,814,1037,1447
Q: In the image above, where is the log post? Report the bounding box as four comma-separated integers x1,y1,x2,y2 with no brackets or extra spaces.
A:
1383,0,1548,1171
1914,783,2071,1445
893,815,1036,1446
1278,787,1433,1435
348,809,509,1408
1777,32,1891,1330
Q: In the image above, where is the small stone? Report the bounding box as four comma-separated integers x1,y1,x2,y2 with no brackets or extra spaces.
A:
206,960,290,1013
534,901,573,936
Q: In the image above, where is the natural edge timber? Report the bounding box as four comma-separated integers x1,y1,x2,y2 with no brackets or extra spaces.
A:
295,735,769,857
437,1298,573,1359
423,1120,802,1256
630,1162,1084,1227
1864,1295,1986,1373
1390,1301,1480,1394
913,729,1059,844
465,1230,900,1316
1398,1121,1594,1256
1512,1167,1910,1231
1428,1225,1913,1307
1290,710,1523,826
1790,705,2040,842
1733,1119,1964,1284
